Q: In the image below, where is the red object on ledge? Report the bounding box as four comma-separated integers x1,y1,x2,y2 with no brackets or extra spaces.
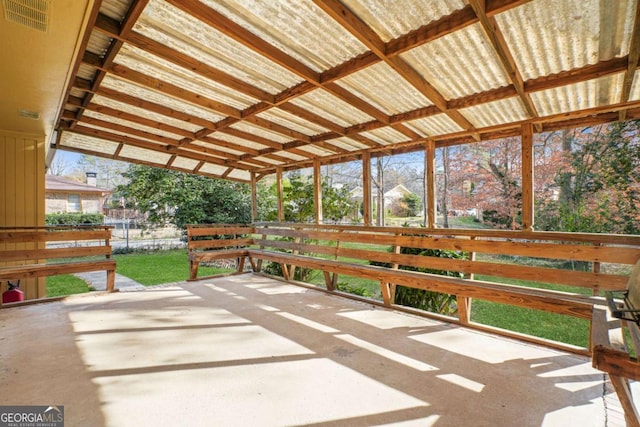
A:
2,281,24,304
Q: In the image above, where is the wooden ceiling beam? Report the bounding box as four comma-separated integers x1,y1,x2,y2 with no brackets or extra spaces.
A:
165,0,320,84
94,14,276,103
468,0,539,123
66,125,257,173
85,103,196,139
314,0,479,139
525,56,629,93
69,0,150,129
320,52,379,83
126,30,276,104
221,128,289,151
106,63,242,119
278,103,346,134
242,116,312,143
485,0,532,16
323,82,389,124
66,95,84,107
96,87,218,129
68,113,183,147
199,136,261,156
386,6,478,57
385,1,530,57
179,142,254,164
273,82,317,105
619,0,640,120
52,0,102,131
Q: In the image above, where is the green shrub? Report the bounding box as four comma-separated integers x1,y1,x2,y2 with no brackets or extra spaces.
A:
372,247,466,315
45,213,104,225
336,281,372,297
262,236,318,282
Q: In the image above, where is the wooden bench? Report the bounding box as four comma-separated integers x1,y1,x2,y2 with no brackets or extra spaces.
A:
592,259,640,427
185,223,640,353
248,224,621,322
186,224,254,280
0,225,116,304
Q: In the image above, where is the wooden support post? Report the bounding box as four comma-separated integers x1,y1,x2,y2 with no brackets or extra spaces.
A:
314,159,323,224
457,296,472,325
250,172,258,223
458,236,476,324
593,243,602,296
426,140,436,229
331,230,342,290
323,271,333,290
362,152,372,226
281,263,290,281
290,229,301,280
610,376,640,427
256,225,268,272
381,281,392,306
276,167,284,222
521,123,534,231
388,231,401,303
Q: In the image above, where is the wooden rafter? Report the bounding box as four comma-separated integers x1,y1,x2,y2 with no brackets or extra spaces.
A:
620,0,640,120
313,0,479,138
165,0,320,84
468,0,540,123
70,0,150,129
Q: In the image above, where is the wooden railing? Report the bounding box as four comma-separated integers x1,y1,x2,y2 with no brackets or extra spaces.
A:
185,222,640,353
0,225,116,304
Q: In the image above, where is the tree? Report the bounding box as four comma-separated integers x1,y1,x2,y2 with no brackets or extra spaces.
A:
116,165,251,228
48,155,70,176
391,192,422,217
70,155,129,189
258,173,355,223
535,121,640,234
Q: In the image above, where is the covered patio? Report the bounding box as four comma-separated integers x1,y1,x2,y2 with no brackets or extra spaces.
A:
0,274,627,426
2,0,640,425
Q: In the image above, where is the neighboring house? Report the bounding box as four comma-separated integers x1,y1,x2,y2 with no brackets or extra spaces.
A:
383,184,413,207
350,184,420,218
350,184,415,206
45,173,111,214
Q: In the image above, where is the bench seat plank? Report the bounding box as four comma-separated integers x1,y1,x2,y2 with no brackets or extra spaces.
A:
248,249,596,319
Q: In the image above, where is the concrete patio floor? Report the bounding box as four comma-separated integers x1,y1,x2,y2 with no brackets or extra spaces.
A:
0,274,630,426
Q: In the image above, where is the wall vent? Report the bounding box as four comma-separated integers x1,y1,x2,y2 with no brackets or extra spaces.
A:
18,109,40,120
3,0,50,32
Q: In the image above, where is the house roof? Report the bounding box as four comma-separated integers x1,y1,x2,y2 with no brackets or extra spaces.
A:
45,175,111,195
384,184,413,199
5,0,638,183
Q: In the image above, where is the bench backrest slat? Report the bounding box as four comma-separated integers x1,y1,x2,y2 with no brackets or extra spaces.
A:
0,229,111,244
189,237,253,251
187,226,254,237
0,246,111,262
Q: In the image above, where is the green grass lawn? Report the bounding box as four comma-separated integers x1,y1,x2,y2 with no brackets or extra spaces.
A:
46,275,92,297
114,249,234,285
44,249,234,296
